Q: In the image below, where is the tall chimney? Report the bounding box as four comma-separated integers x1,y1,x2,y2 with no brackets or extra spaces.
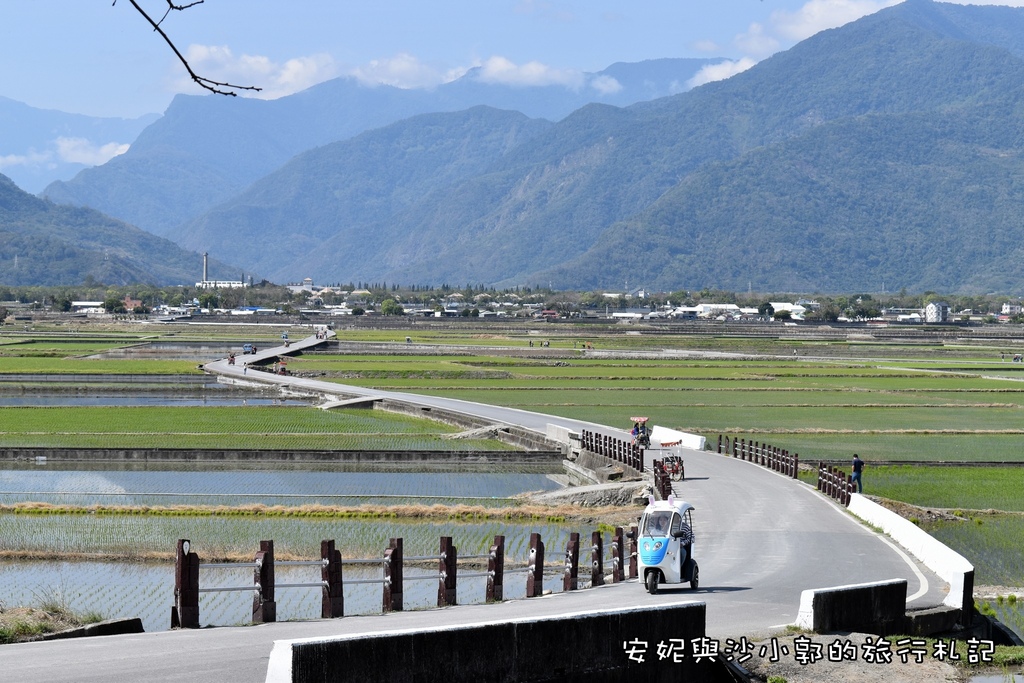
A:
203,252,208,282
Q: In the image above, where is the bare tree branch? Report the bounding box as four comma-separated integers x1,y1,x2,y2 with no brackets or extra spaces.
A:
115,0,261,97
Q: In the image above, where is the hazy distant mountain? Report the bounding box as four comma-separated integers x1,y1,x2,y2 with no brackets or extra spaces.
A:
41,58,717,238
175,0,1024,293
0,174,232,286
0,97,157,193
176,106,553,281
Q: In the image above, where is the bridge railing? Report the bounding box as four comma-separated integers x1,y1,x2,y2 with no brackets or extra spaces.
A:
816,463,855,506
579,429,643,471
716,435,799,478
172,528,641,628
652,459,673,500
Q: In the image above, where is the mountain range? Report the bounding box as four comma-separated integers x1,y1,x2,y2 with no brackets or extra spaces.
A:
40,59,715,240
11,0,1024,293
0,174,231,287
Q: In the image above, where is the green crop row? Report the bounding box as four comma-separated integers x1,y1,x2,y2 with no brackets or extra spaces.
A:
0,405,458,435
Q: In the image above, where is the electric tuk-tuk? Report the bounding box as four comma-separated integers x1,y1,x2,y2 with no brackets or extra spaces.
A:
635,495,698,594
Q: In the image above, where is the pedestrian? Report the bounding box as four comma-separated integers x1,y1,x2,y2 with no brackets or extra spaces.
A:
243,363,248,375
851,453,865,493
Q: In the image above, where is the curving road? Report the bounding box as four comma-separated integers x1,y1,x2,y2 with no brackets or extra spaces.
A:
1,335,948,682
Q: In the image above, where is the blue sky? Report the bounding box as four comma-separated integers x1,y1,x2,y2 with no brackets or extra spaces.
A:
3,0,1022,119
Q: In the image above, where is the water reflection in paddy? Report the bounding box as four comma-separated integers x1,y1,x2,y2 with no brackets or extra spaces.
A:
0,466,563,506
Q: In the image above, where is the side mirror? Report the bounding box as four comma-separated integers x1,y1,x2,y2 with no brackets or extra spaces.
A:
625,531,636,540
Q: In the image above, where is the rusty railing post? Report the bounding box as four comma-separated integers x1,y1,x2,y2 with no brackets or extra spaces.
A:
487,535,505,602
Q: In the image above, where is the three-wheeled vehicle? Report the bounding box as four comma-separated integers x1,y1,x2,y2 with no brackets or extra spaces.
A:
630,416,651,448
634,495,698,594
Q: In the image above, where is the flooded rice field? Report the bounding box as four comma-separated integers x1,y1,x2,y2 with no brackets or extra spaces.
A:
0,463,572,633
0,373,291,407
0,554,581,633
0,370,576,632
0,465,562,506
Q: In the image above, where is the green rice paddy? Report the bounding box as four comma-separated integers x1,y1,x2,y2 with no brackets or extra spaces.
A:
0,405,515,451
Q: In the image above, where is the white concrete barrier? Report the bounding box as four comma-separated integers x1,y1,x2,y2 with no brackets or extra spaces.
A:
650,426,705,451
847,494,974,614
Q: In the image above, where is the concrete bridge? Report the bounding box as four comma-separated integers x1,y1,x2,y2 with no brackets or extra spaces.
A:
1,333,974,682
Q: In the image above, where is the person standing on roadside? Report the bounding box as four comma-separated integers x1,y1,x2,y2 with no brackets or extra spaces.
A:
852,453,865,493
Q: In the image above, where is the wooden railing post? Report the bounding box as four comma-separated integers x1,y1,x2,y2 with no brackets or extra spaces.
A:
383,537,403,612
591,531,604,587
563,532,579,591
172,538,199,629
611,527,625,583
321,539,344,618
487,535,505,602
253,540,276,624
628,525,638,579
438,536,457,607
526,533,545,598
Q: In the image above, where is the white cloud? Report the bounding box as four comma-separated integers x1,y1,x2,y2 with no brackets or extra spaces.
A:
770,0,901,43
55,137,129,166
691,0,900,84
687,58,757,89
0,139,126,171
473,56,585,89
349,53,448,89
735,22,782,59
0,150,50,170
177,45,339,99
692,39,721,53
589,74,623,95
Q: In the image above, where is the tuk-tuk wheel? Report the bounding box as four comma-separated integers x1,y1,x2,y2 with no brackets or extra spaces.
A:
690,564,699,590
646,572,659,595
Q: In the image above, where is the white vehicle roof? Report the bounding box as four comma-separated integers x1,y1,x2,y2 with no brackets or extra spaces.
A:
643,495,694,516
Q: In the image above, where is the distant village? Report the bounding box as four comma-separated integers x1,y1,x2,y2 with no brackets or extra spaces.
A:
50,277,1014,326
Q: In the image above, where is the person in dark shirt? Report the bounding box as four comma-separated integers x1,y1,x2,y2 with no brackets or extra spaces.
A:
852,453,865,493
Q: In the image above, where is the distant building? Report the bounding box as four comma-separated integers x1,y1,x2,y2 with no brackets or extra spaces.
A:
196,252,248,289
194,278,246,290
925,301,950,323
1002,303,1022,316
71,301,104,312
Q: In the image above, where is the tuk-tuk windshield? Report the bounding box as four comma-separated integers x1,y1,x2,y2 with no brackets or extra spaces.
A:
642,510,674,536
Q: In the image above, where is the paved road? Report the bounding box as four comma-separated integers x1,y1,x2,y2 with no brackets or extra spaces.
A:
1,335,949,682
